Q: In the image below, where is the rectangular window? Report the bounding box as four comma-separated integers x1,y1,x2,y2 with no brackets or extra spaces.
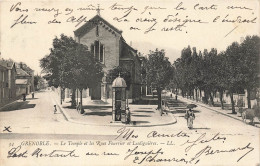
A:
95,41,99,60
91,44,94,56
100,44,103,62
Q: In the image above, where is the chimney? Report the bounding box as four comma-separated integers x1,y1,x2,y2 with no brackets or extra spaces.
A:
20,62,23,69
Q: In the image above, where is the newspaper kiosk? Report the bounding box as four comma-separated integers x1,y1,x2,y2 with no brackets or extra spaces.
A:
112,74,127,123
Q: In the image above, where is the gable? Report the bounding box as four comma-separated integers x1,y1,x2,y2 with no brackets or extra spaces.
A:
74,15,122,38
120,39,138,60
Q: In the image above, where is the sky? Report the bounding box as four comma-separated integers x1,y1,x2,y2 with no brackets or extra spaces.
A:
0,0,259,74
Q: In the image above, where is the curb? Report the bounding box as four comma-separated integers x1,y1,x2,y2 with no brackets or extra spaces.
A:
59,105,177,127
178,97,260,128
52,92,177,127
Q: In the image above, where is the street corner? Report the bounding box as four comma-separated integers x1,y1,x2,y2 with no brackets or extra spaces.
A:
58,103,177,127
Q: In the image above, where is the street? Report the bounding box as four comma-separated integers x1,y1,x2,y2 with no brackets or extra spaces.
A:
0,90,257,135
0,90,259,165
0,90,259,137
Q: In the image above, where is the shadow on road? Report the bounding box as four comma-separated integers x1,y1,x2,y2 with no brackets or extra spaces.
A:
138,108,153,110
64,105,112,109
0,101,36,112
171,109,201,114
132,121,150,125
26,98,39,100
132,114,151,117
227,112,237,115
192,127,211,130
83,111,112,116
132,110,155,113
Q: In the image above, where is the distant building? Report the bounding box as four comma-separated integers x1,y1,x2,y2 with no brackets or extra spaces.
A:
15,63,34,96
0,59,16,106
74,13,141,102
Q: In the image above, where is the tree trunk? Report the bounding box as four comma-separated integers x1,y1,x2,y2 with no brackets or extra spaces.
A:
157,88,162,109
60,87,62,105
71,88,76,107
80,89,83,106
181,90,184,97
204,91,209,104
79,89,84,114
175,88,178,101
76,89,78,105
209,92,214,106
219,91,224,110
200,89,202,101
195,88,198,102
247,88,251,109
230,92,236,114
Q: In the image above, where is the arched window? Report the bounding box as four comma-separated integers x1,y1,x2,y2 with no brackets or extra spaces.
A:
91,40,104,63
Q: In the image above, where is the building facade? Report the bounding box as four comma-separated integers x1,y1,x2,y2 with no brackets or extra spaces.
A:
15,63,34,97
0,60,16,107
74,14,142,102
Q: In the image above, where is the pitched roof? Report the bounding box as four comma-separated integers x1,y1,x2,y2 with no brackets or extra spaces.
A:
120,39,138,60
16,68,30,77
0,59,15,70
74,15,122,37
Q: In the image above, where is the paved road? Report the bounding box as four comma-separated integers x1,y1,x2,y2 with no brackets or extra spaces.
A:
0,90,120,137
0,90,259,166
0,90,258,136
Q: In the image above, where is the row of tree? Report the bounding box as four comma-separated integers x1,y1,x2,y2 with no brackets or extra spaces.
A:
40,34,103,106
170,35,260,113
40,34,259,114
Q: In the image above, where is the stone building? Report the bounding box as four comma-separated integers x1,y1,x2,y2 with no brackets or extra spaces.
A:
15,63,34,96
0,59,16,107
73,12,141,102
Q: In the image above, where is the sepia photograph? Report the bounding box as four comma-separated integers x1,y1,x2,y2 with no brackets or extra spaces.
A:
0,0,259,165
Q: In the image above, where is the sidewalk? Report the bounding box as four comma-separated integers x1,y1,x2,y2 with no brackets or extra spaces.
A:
177,96,260,128
0,93,32,110
52,92,177,127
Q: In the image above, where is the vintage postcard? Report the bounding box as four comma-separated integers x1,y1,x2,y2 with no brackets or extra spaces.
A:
0,0,259,165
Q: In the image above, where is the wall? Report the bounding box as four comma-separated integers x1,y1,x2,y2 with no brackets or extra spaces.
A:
79,25,121,73
0,67,10,107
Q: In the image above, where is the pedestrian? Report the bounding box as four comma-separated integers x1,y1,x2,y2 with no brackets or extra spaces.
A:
23,94,26,101
126,107,131,124
54,105,57,114
185,108,195,129
77,102,81,113
32,92,34,99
